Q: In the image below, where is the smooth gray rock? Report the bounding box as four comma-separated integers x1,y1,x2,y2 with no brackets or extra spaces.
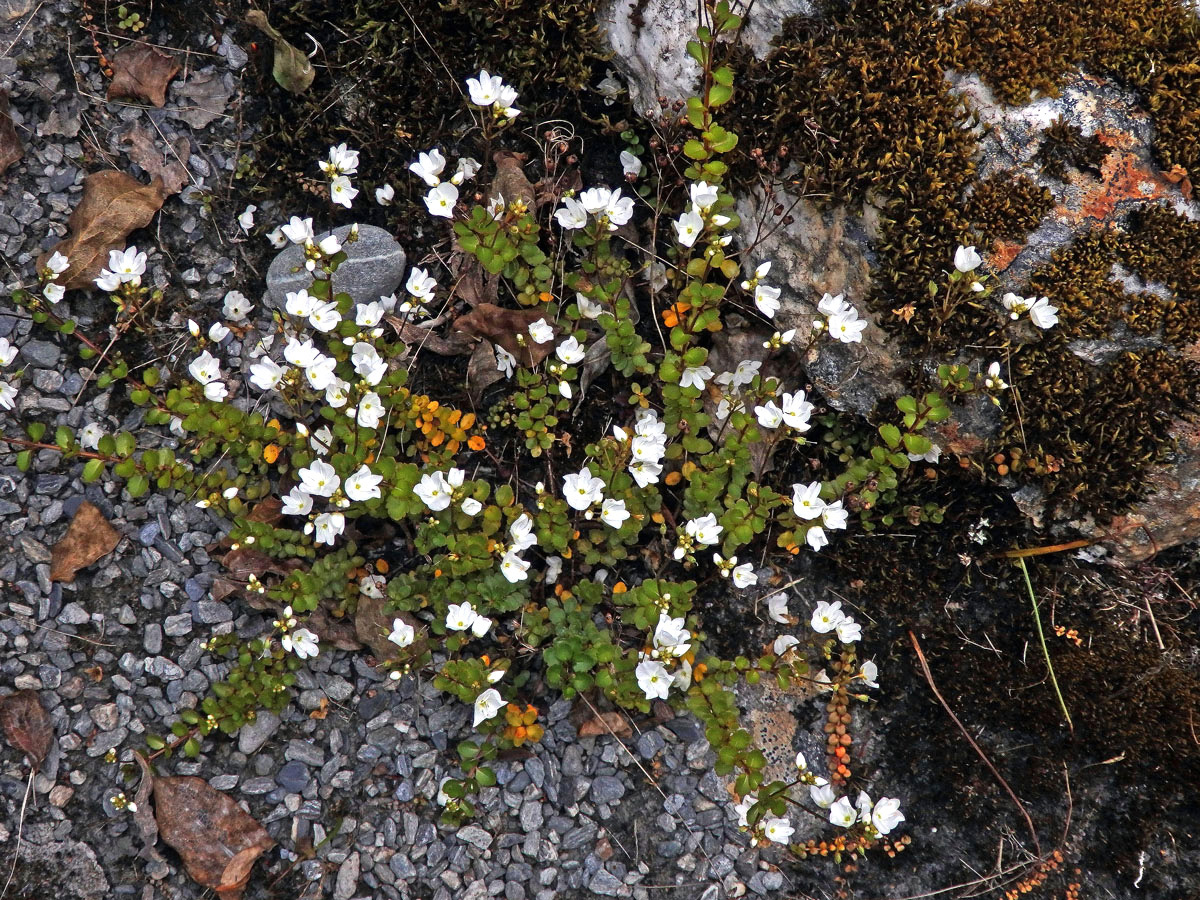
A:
266,224,406,307
237,711,281,754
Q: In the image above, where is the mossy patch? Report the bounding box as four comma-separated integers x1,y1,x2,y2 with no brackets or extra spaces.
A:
725,0,1200,517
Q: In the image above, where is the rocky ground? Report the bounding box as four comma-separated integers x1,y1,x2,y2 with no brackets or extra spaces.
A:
2,2,1199,900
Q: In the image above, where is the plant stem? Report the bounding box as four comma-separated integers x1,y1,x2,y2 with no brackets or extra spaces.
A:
1015,557,1072,733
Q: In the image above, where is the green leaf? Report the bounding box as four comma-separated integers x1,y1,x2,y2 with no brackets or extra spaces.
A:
683,139,708,161
145,734,166,750
475,766,497,788
903,433,932,457
878,424,901,449
183,737,200,758
55,425,73,450
708,83,732,106
126,474,149,498
896,395,917,414
115,432,135,457
82,459,105,482
26,422,45,442
16,450,30,472
685,40,707,66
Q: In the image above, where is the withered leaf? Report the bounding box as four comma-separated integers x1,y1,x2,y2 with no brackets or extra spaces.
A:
453,302,556,367
307,603,363,652
122,122,190,196
0,89,22,176
489,151,535,212
384,315,475,356
38,170,165,290
107,43,182,108
355,591,423,661
465,341,505,404
0,689,53,769
210,547,302,608
132,754,168,868
171,71,234,129
50,500,120,582
246,9,315,96
576,710,633,739
153,775,273,898
446,251,498,308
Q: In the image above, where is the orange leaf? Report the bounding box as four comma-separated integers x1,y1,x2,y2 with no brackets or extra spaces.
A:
50,500,120,582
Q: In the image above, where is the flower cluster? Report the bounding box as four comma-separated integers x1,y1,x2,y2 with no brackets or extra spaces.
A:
318,142,360,209
275,605,319,660
1001,292,1059,329
812,292,867,344
466,68,520,121
409,146,480,220
95,246,147,293
740,260,782,318
613,408,667,488
672,180,733,252
0,336,18,410
635,611,694,700
554,186,635,233
39,250,69,303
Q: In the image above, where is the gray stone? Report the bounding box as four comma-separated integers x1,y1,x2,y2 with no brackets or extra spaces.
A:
20,340,61,368
456,824,493,851
58,602,89,625
238,711,281,754
194,599,232,623
144,623,163,654
163,613,192,637
590,775,625,803
89,703,119,731
277,759,310,792
145,656,184,680
266,224,406,307
333,852,360,900
587,869,623,897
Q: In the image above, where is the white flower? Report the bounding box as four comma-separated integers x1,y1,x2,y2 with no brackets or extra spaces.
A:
43,283,64,303
281,486,313,516
424,182,459,218
352,341,384,377
953,244,982,272
563,470,605,511
249,357,286,391
313,511,345,545
76,422,105,450
600,498,629,528
828,309,866,343
871,797,904,835
810,782,836,808
304,355,337,391
308,300,341,332
45,251,70,275
686,513,723,546
595,69,624,104
619,150,642,178
237,204,256,231
222,290,252,321
466,69,505,106
653,612,691,658
473,688,504,728
355,391,384,428
734,793,758,828
527,318,554,344
629,460,662,488
208,322,230,343
284,337,320,368
318,233,342,256
282,216,315,245
558,381,573,399
282,627,320,659
415,471,453,511
780,391,813,431
94,269,121,292
811,600,846,633
605,191,634,227
298,459,339,497
817,292,850,317
690,181,719,211
984,361,1008,391
821,500,848,531
773,634,800,655
763,817,794,845
470,614,493,638
767,594,790,624
857,660,879,689
679,364,713,390
630,435,665,464
203,380,228,402
755,401,784,429
329,175,358,208
321,143,359,177
446,602,479,632
635,659,671,700
508,513,536,552
345,464,383,501
285,289,317,318
754,284,781,317
555,336,585,365
388,618,415,648
188,350,221,385
461,497,483,516
836,618,862,644
356,301,384,327
807,525,828,551
0,338,16,367
1001,292,1030,319
673,209,704,247
266,226,287,248
731,563,757,588
311,426,333,455
110,246,147,283
375,183,395,205
792,482,826,520
409,148,446,187
499,552,530,583
829,796,857,828
1028,296,1059,329
579,187,612,214
452,157,481,184
555,196,589,230
496,345,516,378
740,261,772,290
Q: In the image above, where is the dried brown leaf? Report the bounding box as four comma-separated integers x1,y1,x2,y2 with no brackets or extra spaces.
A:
107,43,181,108
0,689,53,769
576,710,633,739
465,341,505,404
446,251,498,308
210,547,302,608
152,775,273,898
122,122,189,196
453,302,555,367
171,71,233,129
132,753,168,867
0,89,22,176
355,591,424,661
49,500,120,582
307,603,363,652
489,151,535,211
384,315,475,356
38,170,165,290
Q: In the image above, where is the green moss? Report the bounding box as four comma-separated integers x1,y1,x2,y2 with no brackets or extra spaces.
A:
1034,117,1108,180
965,173,1054,242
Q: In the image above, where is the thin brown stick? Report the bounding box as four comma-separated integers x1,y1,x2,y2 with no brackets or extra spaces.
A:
908,629,1041,857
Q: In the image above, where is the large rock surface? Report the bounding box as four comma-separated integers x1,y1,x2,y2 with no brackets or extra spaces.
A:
265,223,406,307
